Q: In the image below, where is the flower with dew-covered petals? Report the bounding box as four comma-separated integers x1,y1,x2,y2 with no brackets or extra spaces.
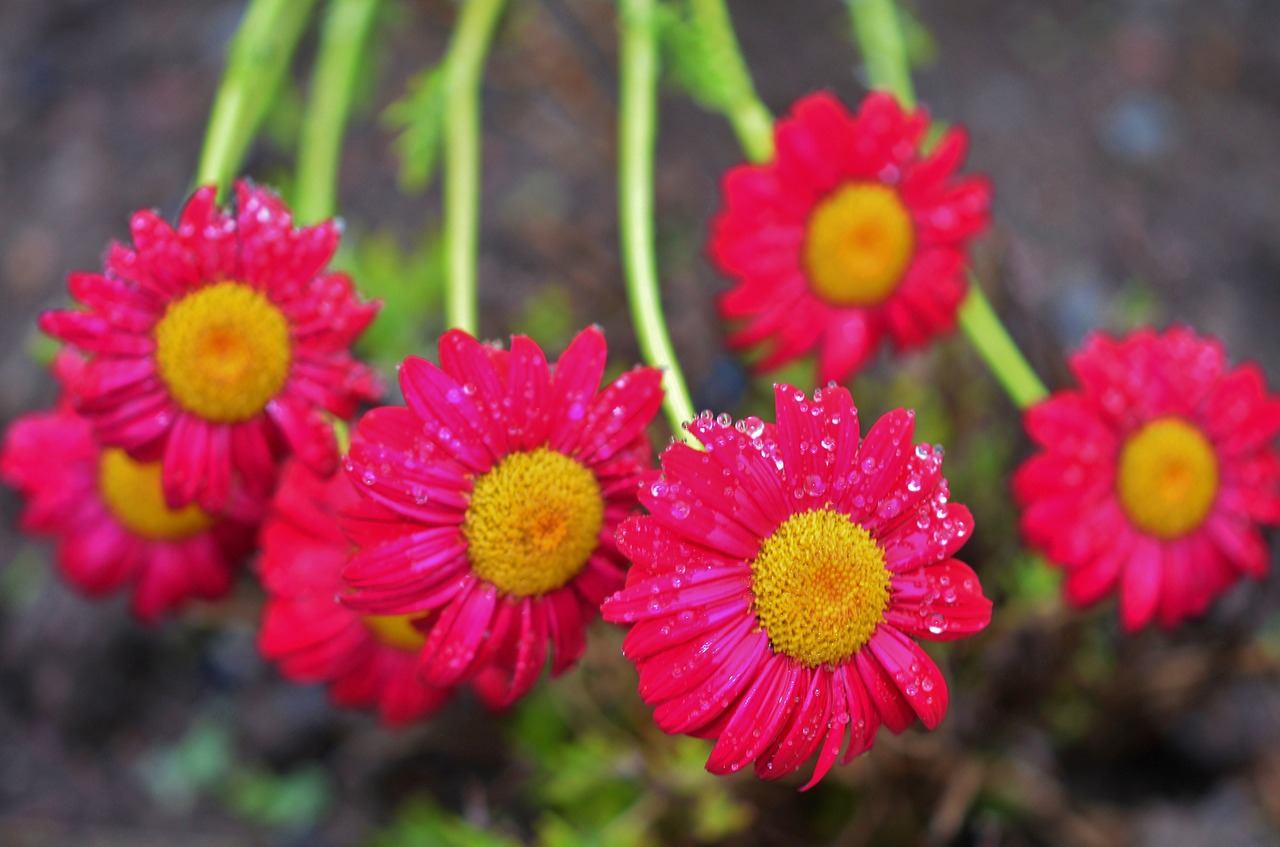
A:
1014,326,1280,631
601,384,992,788
0,353,259,622
339,326,664,707
40,181,382,511
258,461,457,725
711,91,991,385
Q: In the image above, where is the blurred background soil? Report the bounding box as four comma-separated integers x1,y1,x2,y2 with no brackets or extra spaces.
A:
1,0,1280,845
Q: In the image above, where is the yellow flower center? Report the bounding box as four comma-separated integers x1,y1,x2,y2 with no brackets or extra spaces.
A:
750,508,892,667
363,614,429,652
1116,417,1219,540
802,182,915,307
97,448,215,541
153,281,292,423
463,448,604,598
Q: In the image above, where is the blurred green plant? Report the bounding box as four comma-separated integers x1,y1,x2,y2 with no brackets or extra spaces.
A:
515,285,578,353
136,717,233,813
0,545,49,608
334,230,446,367
369,799,523,847
136,707,331,831
224,763,332,829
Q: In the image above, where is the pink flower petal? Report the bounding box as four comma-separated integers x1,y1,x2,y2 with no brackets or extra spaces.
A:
864,625,948,730
886,559,992,641
548,326,607,453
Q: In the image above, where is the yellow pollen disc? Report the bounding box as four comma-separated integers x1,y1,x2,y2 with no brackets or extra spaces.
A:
463,448,604,598
750,508,892,667
98,448,214,541
153,281,292,423
1116,417,1219,540
802,182,916,307
363,614,428,652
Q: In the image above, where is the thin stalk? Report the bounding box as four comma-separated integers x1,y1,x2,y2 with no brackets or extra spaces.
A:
688,0,773,163
849,0,1050,408
197,0,320,196
619,0,697,443
845,0,915,107
442,0,506,336
294,0,383,224
957,278,1049,408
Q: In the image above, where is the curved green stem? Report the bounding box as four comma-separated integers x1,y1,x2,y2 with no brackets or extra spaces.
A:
294,0,382,224
197,0,320,197
619,0,697,444
845,0,915,108
688,0,774,163
442,0,505,336
849,0,1049,409
958,278,1049,408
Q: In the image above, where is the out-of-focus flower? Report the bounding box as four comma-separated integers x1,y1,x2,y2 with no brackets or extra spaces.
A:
711,92,991,385
0,354,258,622
340,327,664,707
1015,326,1280,630
40,181,381,511
602,385,992,787
258,462,454,725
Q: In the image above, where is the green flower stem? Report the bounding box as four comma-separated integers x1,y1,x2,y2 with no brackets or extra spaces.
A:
958,277,1049,408
619,0,698,444
845,0,915,108
196,0,319,196
688,0,774,163
294,0,382,224
849,0,1049,409
442,0,505,337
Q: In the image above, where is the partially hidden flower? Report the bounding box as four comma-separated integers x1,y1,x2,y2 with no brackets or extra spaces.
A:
40,181,382,511
339,327,664,707
1014,326,1280,631
0,353,258,622
258,461,453,725
601,385,992,788
711,91,991,385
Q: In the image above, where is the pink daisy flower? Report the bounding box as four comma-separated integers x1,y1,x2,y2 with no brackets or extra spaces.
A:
711,91,991,384
1014,326,1280,630
258,461,453,726
339,327,664,707
601,384,992,788
1,354,258,622
40,181,382,511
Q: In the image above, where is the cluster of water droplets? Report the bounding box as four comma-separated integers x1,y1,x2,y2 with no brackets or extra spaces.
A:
890,654,939,713
343,415,460,511
576,368,659,463
299,274,371,338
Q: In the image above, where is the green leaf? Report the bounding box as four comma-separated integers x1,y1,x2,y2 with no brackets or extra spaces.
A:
656,1,737,113
383,63,449,192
